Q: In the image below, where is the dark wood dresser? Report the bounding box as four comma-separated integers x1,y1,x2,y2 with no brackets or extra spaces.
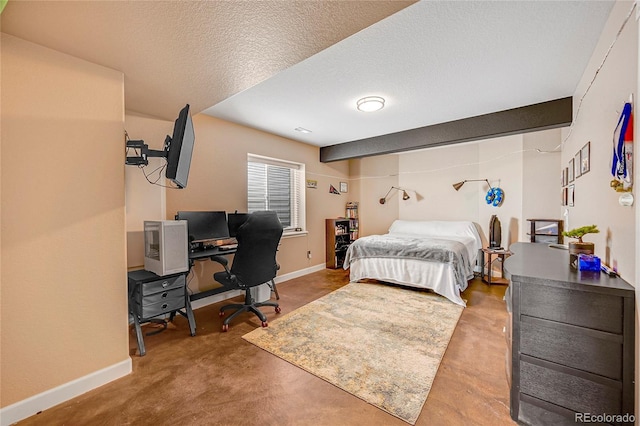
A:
504,242,635,425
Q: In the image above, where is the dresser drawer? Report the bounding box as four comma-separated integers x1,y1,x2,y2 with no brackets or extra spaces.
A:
520,359,622,416
140,274,185,295
136,294,186,319
520,284,623,333
521,316,623,380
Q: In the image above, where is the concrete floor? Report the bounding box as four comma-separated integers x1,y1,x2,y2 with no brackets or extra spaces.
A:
17,269,515,426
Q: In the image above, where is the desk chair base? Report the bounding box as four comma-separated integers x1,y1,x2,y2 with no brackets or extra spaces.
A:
219,288,281,332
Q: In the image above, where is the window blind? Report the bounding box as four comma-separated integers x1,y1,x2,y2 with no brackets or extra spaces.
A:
247,154,305,232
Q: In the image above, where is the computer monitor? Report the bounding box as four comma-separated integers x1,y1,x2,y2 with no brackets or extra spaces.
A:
175,211,229,243
227,213,250,237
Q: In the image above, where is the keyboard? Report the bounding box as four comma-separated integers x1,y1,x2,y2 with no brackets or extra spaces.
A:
218,243,238,250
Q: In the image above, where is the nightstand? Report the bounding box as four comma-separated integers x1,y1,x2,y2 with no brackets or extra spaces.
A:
481,248,511,285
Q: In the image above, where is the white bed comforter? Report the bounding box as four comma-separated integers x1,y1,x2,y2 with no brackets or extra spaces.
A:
343,220,482,306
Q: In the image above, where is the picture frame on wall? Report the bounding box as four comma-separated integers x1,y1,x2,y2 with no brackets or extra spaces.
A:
568,184,575,207
562,187,568,206
339,182,348,193
568,159,575,182
574,152,582,179
581,141,590,174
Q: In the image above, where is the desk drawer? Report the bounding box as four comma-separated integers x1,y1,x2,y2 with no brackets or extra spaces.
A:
140,275,185,296
136,295,185,319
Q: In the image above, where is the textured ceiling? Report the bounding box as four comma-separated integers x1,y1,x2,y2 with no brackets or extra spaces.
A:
1,1,614,148
1,0,414,120
205,0,615,146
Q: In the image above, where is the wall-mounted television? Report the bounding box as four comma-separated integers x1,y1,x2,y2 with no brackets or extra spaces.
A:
125,104,195,189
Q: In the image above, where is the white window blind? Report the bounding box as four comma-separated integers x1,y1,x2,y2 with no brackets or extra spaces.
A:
247,154,305,232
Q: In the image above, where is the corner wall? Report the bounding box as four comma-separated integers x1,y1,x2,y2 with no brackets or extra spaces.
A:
1,34,129,415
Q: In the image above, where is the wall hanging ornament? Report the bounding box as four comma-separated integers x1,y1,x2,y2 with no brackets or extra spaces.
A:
329,184,340,195
610,96,633,198
485,187,504,207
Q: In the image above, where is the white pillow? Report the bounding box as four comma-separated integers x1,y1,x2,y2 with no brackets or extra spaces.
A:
388,220,475,238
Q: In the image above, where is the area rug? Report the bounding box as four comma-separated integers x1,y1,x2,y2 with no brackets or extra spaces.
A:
242,282,464,424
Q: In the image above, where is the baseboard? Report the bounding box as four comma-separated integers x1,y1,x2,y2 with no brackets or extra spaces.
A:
190,263,327,310
0,358,132,426
274,263,327,284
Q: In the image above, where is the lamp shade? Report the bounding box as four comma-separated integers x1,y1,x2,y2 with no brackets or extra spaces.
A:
452,181,465,191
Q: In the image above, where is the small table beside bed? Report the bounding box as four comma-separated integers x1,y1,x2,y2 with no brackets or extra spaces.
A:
343,220,483,306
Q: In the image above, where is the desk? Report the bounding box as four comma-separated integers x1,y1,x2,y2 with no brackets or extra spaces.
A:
481,248,510,285
188,247,237,301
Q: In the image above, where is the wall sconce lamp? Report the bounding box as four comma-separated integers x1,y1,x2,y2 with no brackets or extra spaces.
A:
452,179,492,191
379,186,410,204
453,179,505,207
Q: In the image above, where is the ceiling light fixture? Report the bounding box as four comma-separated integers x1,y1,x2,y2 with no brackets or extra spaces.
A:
294,127,312,134
357,96,385,112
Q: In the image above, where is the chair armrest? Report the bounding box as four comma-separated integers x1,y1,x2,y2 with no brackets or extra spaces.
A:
210,255,229,267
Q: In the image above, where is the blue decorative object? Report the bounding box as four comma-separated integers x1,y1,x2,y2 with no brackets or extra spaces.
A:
485,187,504,207
578,254,601,272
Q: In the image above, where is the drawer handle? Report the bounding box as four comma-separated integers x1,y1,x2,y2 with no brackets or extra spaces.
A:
161,292,168,298
162,281,170,288
161,303,168,310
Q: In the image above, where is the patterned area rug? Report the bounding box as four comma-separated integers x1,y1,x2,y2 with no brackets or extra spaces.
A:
242,282,464,424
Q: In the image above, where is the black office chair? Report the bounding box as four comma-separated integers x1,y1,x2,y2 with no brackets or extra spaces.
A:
211,211,283,332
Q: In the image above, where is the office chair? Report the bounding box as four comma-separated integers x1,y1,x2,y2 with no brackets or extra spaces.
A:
211,211,283,331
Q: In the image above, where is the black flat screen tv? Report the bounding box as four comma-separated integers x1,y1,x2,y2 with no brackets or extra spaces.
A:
165,104,195,189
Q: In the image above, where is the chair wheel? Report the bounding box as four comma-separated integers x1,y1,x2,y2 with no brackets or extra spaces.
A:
275,306,282,314
261,321,268,328
219,311,225,317
222,324,229,332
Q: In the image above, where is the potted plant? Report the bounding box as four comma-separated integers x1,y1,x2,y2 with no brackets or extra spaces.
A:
563,225,599,269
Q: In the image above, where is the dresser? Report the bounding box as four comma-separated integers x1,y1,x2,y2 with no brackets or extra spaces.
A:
128,269,196,356
504,243,635,425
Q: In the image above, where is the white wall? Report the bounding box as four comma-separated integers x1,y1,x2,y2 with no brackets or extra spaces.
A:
561,0,637,281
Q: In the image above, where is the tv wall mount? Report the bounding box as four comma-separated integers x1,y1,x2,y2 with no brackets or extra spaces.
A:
125,137,171,166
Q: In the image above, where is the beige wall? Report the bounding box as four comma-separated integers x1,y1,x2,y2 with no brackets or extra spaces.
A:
356,130,560,247
162,115,351,295
350,154,399,236
1,34,129,407
124,113,171,269
561,0,637,282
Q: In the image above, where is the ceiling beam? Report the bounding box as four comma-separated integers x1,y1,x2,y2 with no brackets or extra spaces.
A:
319,97,572,163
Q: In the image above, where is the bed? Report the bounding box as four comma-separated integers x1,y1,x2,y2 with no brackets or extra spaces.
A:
343,220,482,306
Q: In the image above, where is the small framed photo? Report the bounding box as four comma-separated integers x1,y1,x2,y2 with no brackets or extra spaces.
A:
574,152,582,179
339,182,348,193
568,159,575,182
562,187,568,206
562,167,568,186
306,179,317,189
568,184,575,207
581,142,590,174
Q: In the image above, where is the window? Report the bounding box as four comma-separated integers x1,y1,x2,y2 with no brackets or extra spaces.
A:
247,154,305,233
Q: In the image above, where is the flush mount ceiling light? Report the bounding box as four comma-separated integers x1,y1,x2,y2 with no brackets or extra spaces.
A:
294,127,312,134
356,96,385,112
